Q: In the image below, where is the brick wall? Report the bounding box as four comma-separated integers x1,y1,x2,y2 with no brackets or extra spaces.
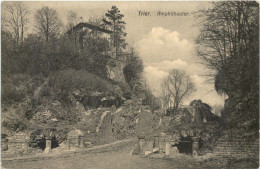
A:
213,139,259,158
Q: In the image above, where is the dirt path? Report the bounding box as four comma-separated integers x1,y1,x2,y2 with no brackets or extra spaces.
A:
5,138,256,169
2,138,204,169
2,149,200,169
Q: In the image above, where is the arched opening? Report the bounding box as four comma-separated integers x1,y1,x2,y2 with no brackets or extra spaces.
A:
176,136,192,155
37,136,46,150
51,134,59,149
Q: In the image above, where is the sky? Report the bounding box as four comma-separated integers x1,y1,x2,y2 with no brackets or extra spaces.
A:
3,1,225,106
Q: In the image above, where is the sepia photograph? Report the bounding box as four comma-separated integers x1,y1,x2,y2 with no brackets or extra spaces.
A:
1,1,259,169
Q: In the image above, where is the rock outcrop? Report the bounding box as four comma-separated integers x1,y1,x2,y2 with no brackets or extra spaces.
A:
106,59,125,83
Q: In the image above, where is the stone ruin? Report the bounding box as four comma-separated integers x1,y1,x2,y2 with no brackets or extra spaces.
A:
3,132,30,152
66,129,85,149
136,132,200,156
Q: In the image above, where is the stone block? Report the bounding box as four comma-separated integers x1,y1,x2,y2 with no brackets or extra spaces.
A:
153,148,159,153
145,151,152,155
44,147,51,154
85,142,93,148
170,146,179,154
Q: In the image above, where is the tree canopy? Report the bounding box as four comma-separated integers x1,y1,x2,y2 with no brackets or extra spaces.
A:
34,6,62,42
195,1,259,98
195,1,259,130
102,6,127,58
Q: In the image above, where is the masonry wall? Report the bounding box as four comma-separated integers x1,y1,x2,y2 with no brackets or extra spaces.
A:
213,139,259,158
7,132,30,151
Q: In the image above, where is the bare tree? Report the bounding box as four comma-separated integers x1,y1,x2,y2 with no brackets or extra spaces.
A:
195,1,259,128
66,10,80,50
34,6,62,42
67,10,79,30
195,1,259,96
89,16,104,26
160,79,171,114
2,2,30,45
161,69,195,116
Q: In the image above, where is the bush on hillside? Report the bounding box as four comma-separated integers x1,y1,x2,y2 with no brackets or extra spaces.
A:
110,80,132,99
1,74,40,104
48,69,115,94
2,85,26,104
2,116,29,132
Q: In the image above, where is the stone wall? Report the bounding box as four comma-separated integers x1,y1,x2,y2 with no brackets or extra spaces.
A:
137,134,185,155
7,132,30,151
67,129,84,148
213,139,259,158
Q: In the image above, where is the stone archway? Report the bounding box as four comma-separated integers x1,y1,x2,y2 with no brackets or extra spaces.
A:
171,129,201,156
176,136,192,154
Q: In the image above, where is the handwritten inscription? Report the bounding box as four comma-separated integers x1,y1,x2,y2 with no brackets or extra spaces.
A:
138,11,151,16
138,11,189,16
157,11,189,16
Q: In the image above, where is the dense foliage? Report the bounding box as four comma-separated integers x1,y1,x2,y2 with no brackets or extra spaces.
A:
102,6,127,57
195,1,259,131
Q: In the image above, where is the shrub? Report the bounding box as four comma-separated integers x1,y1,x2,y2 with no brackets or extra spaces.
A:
2,118,28,131
2,74,33,104
2,73,46,106
48,69,115,94
2,85,25,104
